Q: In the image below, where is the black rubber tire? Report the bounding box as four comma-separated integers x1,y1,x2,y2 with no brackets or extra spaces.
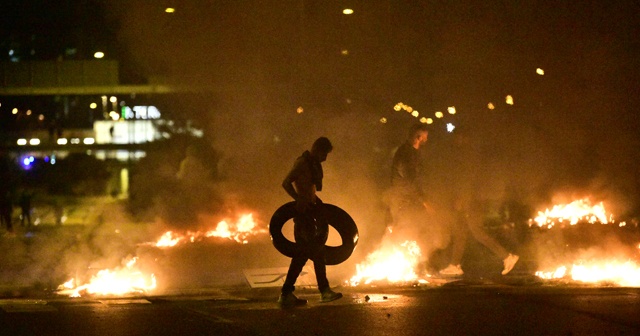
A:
269,202,359,265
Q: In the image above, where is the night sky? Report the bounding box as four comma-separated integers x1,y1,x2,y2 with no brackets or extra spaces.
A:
2,0,640,217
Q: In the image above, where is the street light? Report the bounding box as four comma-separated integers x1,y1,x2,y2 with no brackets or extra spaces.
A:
94,51,105,59
343,8,354,15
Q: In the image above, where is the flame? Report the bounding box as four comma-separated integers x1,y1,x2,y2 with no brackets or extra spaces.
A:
536,260,640,287
531,198,611,229
153,213,266,247
349,240,428,286
57,257,156,297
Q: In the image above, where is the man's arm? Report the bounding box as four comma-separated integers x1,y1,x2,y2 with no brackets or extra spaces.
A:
282,158,305,201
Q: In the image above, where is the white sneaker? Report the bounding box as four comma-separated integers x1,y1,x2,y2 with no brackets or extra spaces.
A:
439,264,464,276
502,254,519,275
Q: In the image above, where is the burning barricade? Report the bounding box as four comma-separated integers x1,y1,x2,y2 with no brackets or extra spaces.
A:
57,212,269,297
530,198,640,287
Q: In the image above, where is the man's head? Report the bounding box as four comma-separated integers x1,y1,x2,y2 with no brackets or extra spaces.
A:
408,124,429,149
311,137,333,162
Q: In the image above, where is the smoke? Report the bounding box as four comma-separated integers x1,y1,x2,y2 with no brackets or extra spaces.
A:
28,0,634,289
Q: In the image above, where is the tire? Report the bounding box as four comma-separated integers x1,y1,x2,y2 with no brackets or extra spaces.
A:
269,202,359,265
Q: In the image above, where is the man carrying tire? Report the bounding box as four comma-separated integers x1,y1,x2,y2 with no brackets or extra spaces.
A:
278,136,343,308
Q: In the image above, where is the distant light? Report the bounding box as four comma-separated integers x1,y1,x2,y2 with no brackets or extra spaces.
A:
419,117,428,124
23,158,31,166
341,49,349,56
26,109,32,116
90,103,97,109
165,7,175,13
57,138,68,145
393,104,402,111
12,108,18,114
17,139,27,146
435,111,443,118
380,117,387,124
488,102,495,110
446,123,456,133
296,106,304,114
44,156,50,163
426,118,433,124
109,111,120,120
29,138,40,145
29,156,34,162
8,49,14,56
70,138,81,144
447,106,456,114
536,68,545,75
343,8,354,15
411,111,419,118
506,95,514,105
406,106,413,113
94,51,105,59
83,138,95,145
109,96,117,103
38,114,44,121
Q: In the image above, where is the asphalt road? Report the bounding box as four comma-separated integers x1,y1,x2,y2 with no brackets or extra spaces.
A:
0,283,639,336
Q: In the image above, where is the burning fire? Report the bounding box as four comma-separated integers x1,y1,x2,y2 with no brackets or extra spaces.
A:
533,198,640,287
154,213,265,247
349,240,428,286
531,198,612,229
536,260,640,287
57,257,156,297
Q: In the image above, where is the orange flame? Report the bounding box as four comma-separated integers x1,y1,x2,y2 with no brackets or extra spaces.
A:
153,213,266,247
57,257,156,297
532,198,612,229
349,240,428,286
536,260,640,287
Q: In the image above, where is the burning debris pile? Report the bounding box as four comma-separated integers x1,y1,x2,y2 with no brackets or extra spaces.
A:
531,198,640,287
57,257,156,298
57,212,267,297
530,198,614,229
151,213,266,247
349,240,429,286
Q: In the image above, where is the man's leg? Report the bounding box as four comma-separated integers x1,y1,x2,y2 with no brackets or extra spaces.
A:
282,257,307,295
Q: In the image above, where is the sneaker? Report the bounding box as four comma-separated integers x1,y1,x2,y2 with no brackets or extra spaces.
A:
320,288,343,303
439,264,464,276
502,254,519,275
278,293,307,308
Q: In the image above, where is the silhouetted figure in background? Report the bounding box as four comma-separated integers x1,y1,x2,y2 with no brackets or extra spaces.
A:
0,151,14,233
0,191,12,233
19,190,32,227
278,137,343,308
439,128,519,276
387,124,434,238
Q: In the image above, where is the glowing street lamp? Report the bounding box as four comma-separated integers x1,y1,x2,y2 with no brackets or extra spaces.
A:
165,8,175,13
94,51,105,59
343,8,354,15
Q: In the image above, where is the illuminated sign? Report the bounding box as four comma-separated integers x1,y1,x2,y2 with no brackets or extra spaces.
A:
120,106,162,120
